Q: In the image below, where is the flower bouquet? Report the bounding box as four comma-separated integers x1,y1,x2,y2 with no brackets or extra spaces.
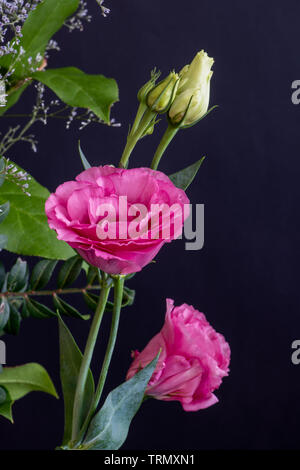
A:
0,0,230,451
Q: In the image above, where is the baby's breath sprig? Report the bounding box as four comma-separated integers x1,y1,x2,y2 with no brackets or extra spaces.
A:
0,157,31,196
0,1,42,58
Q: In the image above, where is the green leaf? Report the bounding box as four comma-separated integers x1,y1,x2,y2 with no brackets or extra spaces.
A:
0,82,30,117
0,386,6,405
4,303,21,335
83,291,114,313
81,354,160,450
0,201,10,223
168,157,206,190
0,299,10,330
0,386,13,422
0,235,7,250
33,67,119,123
122,286,135,307
25,298,56,319
0,162,74,259
0,363,58,422
7,257,28,292
57,255,82,289
78,141,91,170
58,315,94,445
0,0,80,79
29,259,58,290
86,265,99,285
83,291,99,312
53,295,90,321
83,287,134,313
0,158,5,188
21,301,30,319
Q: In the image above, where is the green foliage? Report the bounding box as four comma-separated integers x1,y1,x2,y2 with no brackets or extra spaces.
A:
0,202,10,224
29,259,58,290
0,255,136,337
83,286,135,313
0,0,118,123
0,158,10,250
58,315,94,445
0,386,13,421
79,354,159,450
53,295,90,321
0,299,10,330
169,157,206,190
57,255,83,289
0,363,58,422
0,162,74,259
33,68,119,123
0,83,30,117
0,255,93,335
78,141,91,170
7,257,28,292
0,0,80,79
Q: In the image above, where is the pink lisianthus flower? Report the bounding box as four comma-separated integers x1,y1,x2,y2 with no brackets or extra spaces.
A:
45,166,189,275
127,299,230,411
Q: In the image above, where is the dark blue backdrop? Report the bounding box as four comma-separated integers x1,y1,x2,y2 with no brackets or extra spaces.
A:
1,0,300,450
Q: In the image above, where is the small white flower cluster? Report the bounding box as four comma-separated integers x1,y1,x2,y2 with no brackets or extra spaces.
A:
96,0,110,17
0,0,41,57
64,0,92,32
64,107,121,131
1,157,32,196
0,80,7,107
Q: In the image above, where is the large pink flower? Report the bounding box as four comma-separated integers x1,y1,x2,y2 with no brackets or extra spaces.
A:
127,299,230,411
45,166,189,275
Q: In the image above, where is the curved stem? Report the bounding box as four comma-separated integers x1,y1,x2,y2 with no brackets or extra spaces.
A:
77,276,125,441
71,276,111,442
150,125,179,170
119,109,156,168
93,275,124,407
130,102,147,135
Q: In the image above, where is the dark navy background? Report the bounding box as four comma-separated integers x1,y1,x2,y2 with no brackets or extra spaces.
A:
1,0,300,449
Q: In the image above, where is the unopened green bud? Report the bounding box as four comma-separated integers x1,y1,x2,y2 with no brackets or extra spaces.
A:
137,69,161,104
169,72,213,126
147,71,179,113
169,50,214,127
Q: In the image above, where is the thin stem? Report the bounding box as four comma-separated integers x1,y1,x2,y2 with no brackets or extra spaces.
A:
0,113,36,155
130,102,147,135
119,109,156,168
77,276,125,442
93,276,125,408
0,284,101,298
71,277,111,442
151,124,179,170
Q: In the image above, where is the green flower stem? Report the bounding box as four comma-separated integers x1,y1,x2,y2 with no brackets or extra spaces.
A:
77,275,125,442
150,125,179,170
130,102,147,135
93,275,124,408
71,276,111,442
119,108,156,168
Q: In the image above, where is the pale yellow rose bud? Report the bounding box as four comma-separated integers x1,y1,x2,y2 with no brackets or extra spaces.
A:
169,71,213,126
147,71,179,113
178,49,214,94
